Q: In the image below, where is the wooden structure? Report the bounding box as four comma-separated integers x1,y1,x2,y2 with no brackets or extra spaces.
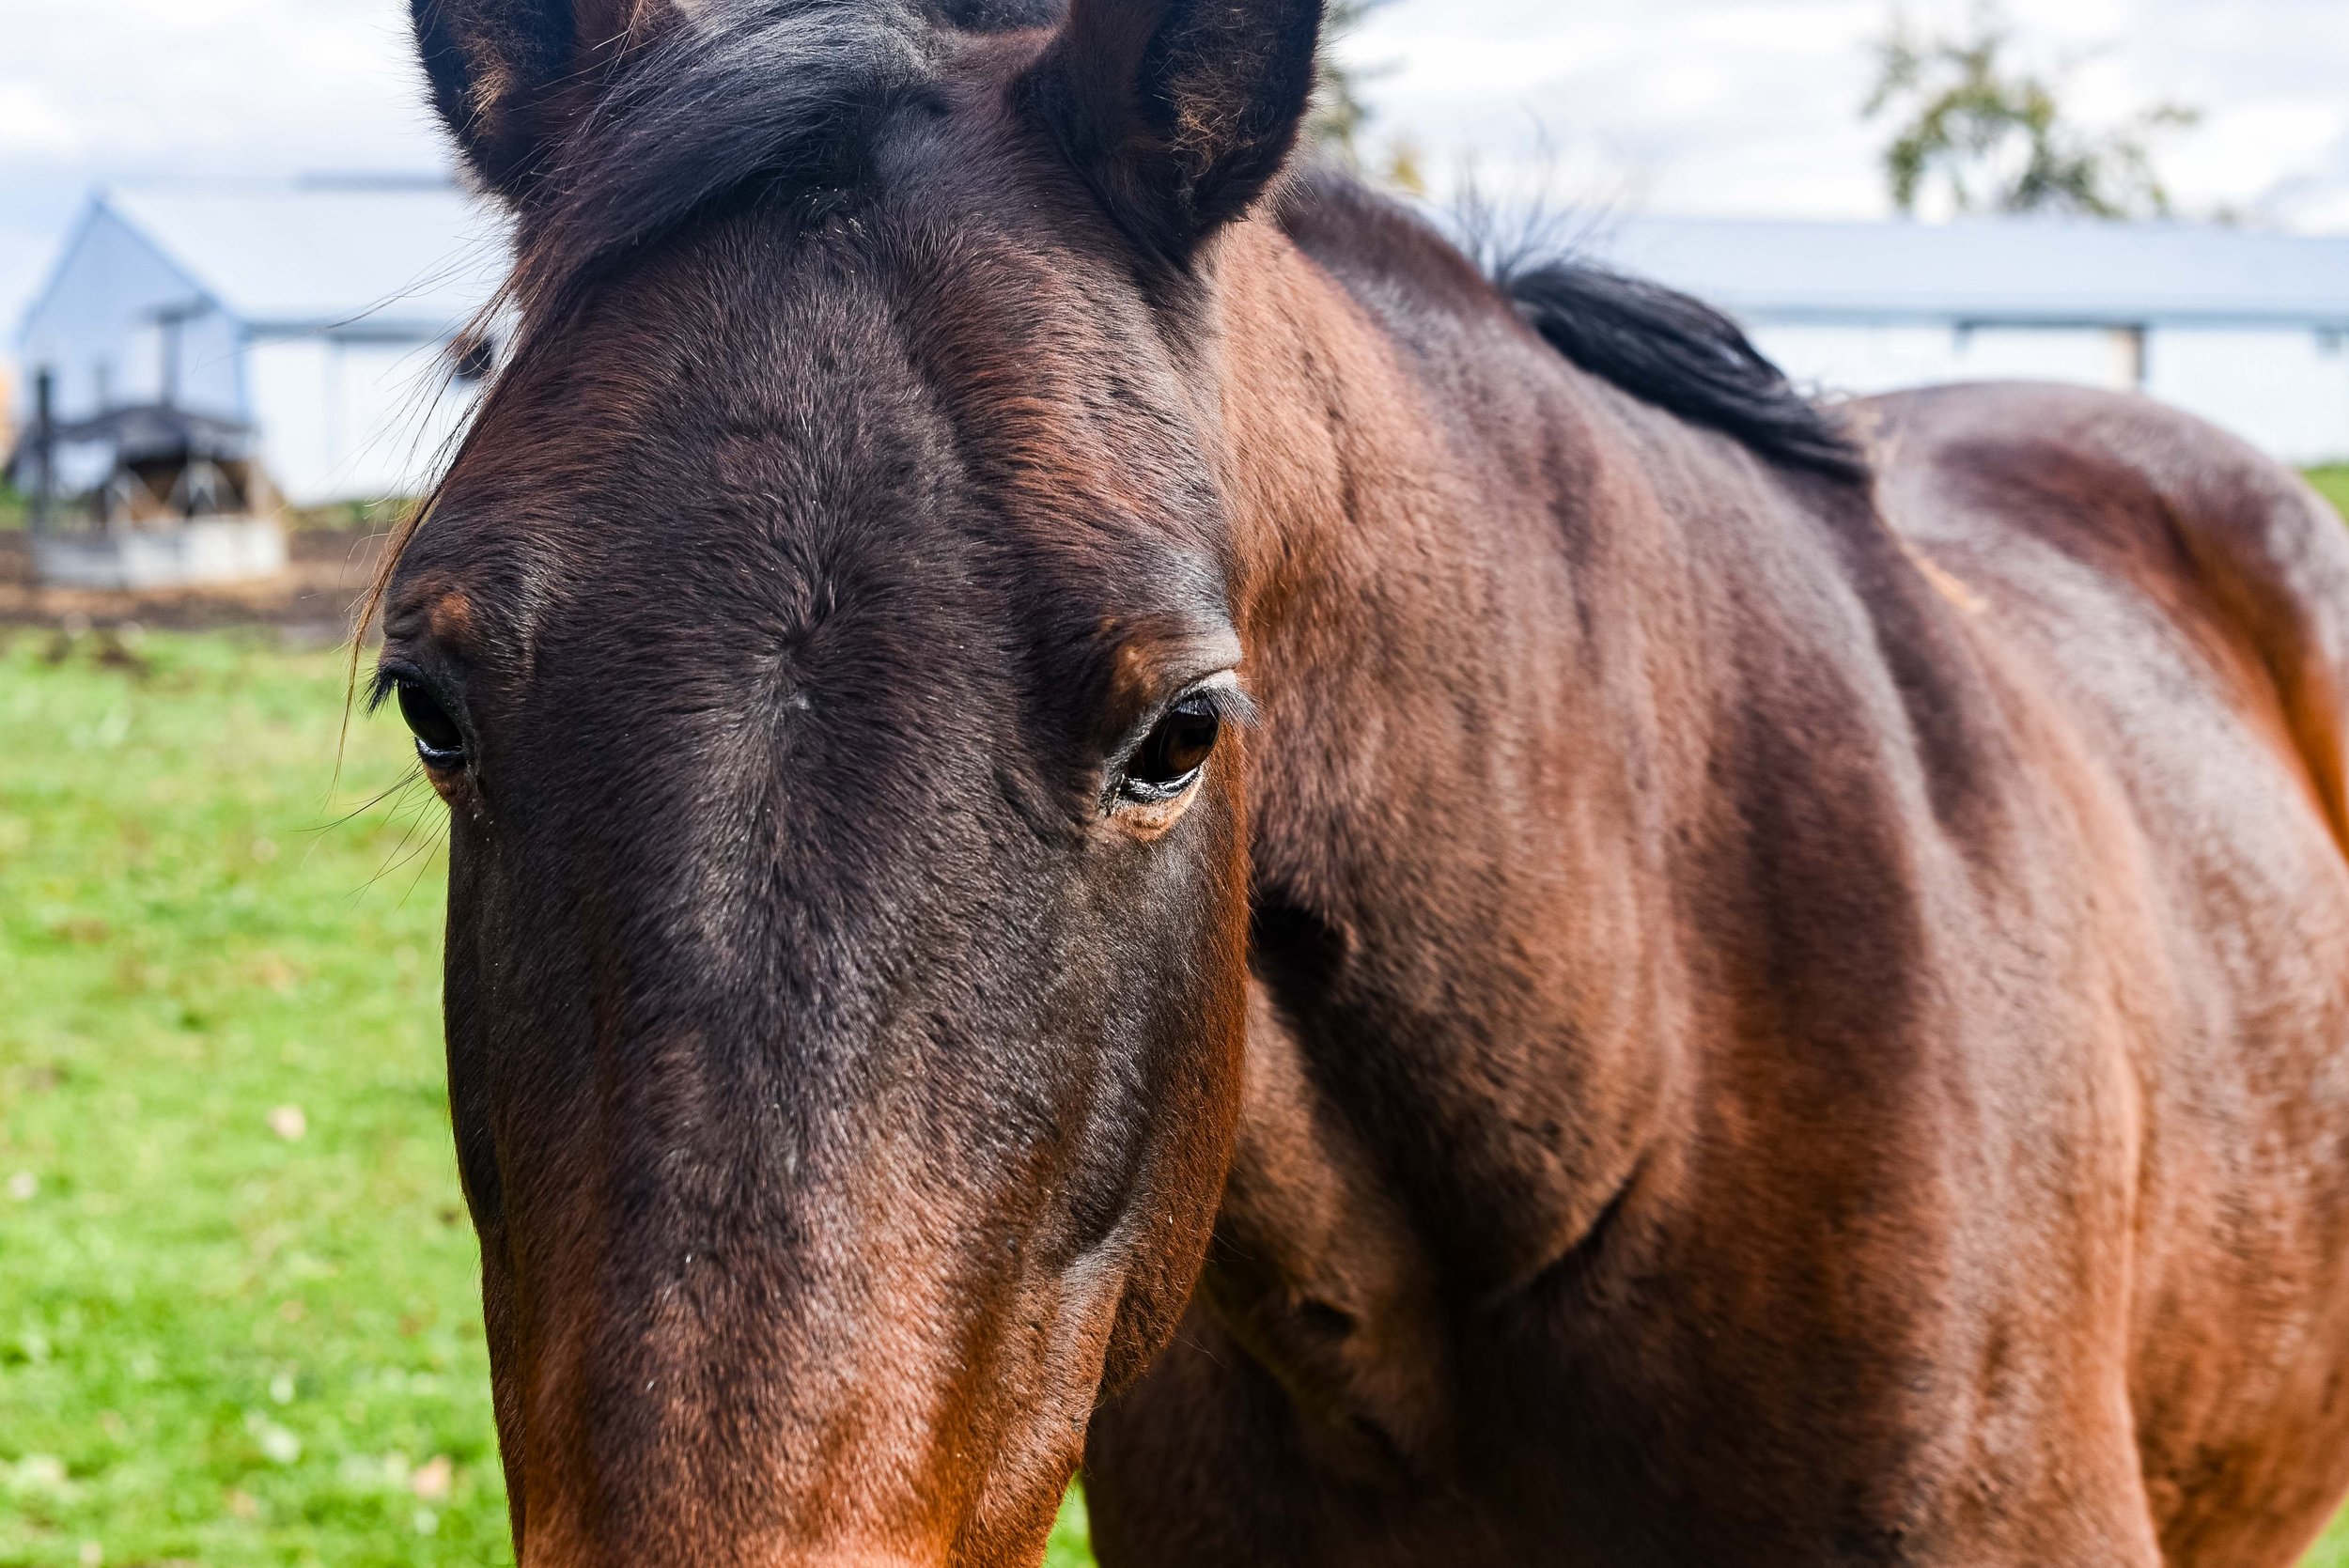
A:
7,372,288,590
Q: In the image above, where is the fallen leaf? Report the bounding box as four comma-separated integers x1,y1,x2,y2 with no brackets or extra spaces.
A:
9,1454,68,1493
245,1414,301,1465
411,1454,454,1501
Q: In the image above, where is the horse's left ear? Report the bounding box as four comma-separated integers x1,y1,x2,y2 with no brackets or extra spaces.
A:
1026,0,1327,265
412,0,684,205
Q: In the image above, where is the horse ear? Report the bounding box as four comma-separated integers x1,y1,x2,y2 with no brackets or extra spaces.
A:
412,0,683,204
1027,0,1327,264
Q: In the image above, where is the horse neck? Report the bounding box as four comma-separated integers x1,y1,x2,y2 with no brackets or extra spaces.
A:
1207,216,1725,1277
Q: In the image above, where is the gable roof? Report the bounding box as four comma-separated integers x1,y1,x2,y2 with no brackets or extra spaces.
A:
1579,216,2349,331
90,180,510,337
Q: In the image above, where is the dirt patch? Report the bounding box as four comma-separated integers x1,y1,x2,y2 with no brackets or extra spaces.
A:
0,528,388,637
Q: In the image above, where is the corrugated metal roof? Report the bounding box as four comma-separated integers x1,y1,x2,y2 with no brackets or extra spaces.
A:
102,181,509,336
1575,216,2349,329
76,186,2349,339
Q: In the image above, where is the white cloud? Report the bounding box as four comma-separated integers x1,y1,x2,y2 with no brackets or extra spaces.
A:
1,0,428,169
0,85,81,157
1341,0,2349,225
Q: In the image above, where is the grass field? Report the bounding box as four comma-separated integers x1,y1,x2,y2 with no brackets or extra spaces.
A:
0,631,501,1566
9,553,2349,1562
2311,466,2349,523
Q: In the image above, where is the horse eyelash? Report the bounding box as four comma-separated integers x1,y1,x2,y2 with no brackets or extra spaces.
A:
1193,683,1261,732
362,669,403,716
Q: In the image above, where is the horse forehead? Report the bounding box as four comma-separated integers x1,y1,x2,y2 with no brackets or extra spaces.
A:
406,242,929,551
506,209,1153,484
397,208,1219,653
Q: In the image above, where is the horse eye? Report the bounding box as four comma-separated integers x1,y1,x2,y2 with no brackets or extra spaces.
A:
1124,697,1222,798
395,679,467,768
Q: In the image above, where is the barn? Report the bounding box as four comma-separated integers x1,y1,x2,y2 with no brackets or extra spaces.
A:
13,179,507,507
17,191,2349,503
1582,216,2349,467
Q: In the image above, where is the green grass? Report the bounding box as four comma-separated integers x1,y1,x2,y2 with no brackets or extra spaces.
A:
0,630,500,1566
8,617,2349,1566
2310,466,2349,525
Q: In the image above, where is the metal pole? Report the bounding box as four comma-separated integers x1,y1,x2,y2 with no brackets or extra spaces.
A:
29,368,54,539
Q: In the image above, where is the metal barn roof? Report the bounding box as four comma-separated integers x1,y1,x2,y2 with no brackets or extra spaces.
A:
39,183,2349,347
98,180,509,337
1578,216,2349,331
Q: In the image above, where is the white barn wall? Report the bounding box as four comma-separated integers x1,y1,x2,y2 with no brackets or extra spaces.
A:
19,206,243,421
326,339,476,505
159,311,241,415
1750,322,2349,465
1746,324,1968,396
1953,328,2138,389
241,339,333,505
2147,330,2349,467
244,336,478,507
1752,325,2139,400
1588,216,2349,470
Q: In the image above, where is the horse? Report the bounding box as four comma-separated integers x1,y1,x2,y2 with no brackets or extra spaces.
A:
380,0,2349,1561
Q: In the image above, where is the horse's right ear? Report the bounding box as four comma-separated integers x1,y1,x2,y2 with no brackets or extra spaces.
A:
412,0,683,204
1025,0,1326,266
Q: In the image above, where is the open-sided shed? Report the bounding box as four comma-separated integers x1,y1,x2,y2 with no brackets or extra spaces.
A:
14,179,508,506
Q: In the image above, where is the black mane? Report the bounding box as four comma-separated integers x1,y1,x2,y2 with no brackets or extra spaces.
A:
1496,258,1871,486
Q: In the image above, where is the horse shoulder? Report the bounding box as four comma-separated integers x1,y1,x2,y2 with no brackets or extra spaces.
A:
1859,380,2349,1564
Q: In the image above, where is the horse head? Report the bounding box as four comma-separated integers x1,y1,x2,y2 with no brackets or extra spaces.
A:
382,0,1323,1559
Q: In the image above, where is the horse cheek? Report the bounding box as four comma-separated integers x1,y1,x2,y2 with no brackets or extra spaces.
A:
1097,759,1253,1399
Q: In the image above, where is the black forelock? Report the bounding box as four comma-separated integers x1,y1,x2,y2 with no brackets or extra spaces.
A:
511,0,1060,318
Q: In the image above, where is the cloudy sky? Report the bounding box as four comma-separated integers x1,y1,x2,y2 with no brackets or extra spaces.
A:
1348,0,2349,226
3,0,2347,335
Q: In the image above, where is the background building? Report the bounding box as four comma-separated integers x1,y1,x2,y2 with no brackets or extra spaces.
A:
1584,216,2349,466
18,190,2349,503
14,179,506,506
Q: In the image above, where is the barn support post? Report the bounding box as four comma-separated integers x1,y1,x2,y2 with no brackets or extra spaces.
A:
29,368,54,538
2118,324,2150,391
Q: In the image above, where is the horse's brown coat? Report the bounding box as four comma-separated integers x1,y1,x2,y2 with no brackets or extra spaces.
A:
387,1,2349,1562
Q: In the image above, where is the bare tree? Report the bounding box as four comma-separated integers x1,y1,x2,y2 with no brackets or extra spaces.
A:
1865,5,2198,219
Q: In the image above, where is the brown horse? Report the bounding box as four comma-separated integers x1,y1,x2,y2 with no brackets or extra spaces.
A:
381,0,2349,1562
